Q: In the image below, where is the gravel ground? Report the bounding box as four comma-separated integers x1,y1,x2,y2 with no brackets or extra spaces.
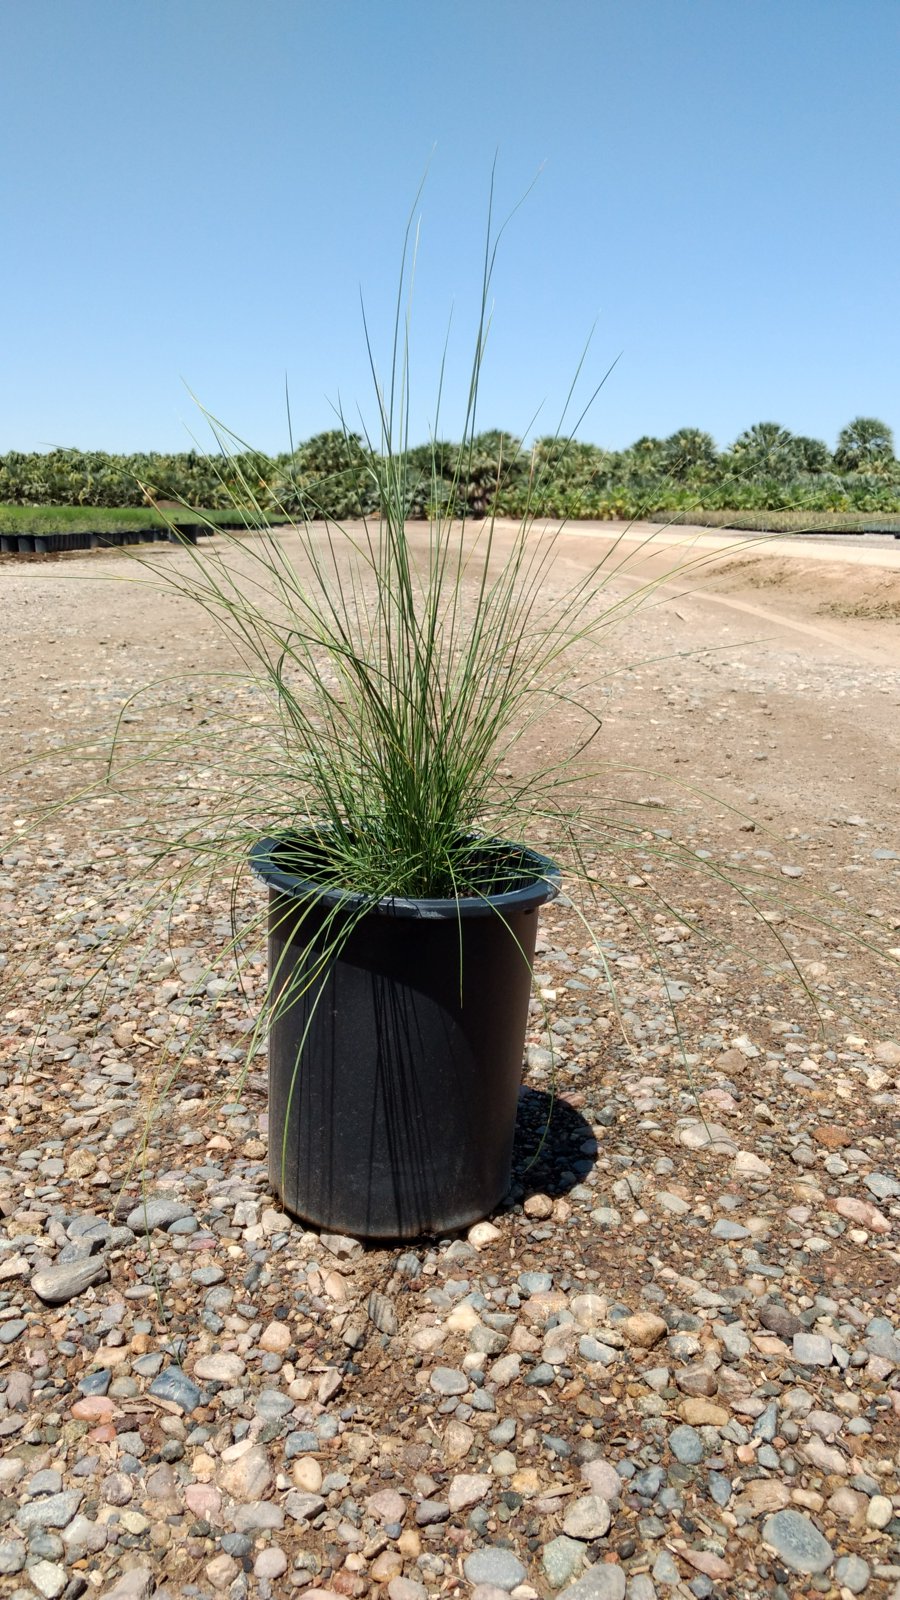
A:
0,527,898,1600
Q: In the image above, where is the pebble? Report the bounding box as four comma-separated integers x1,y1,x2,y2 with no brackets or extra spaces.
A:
543,1535,586,1587
15,1491,83,1533
792,1332,833,1365
835,1554,871,1594
763,1509,834,1574
30,1257,109,1303
867,1495,893,1529
124,1197,193,1231
558,1565,627,1600
563,1494,612,1540
254,1547,288,1579
463,1548,527,1589
620,1312,667,1348
149,1367,201,1412
27,1561,67,1599
217,1444,273,1501
668,1425,705,1465
194,1351,246,1381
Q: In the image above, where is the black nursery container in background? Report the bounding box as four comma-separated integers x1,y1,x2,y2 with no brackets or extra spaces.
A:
251,836,560,1240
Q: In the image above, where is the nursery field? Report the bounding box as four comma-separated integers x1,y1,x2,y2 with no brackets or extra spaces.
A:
0,524,898,1600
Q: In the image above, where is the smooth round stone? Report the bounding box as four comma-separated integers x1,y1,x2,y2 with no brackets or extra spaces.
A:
834,1554,870,1594
668,1425,705,1465
194,1352,246,1383
866,1495,892,1529
254,1547,288,1579
463,1547,527,1590
762,1510,834,1575
292,1457,323,1494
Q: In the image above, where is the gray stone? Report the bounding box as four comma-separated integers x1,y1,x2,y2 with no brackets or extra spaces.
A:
652,1551,682,1585
367,1291,398,1336
463,1546,527,1589
79,1369,111,1396
0,1322,27,1344
668,1425,705,1465
149,1367,201,1412
563,1494,611,1540
762,1509,834,1575
626,1579,657,1600
15,1490,83,1533
97,1568,154,1600
27,1470,63,1498
219,1533,253,1558
253,1388,293,1419
759,1303,805,1338
62,1514,108,1559
232,1501,285,1533
792,1333,833,1366
834,1554,870,1594
415,1499,450,1526
542,1535,586,1588
34,1254,109,1305
708,1471,732,1507
518,1271,553,1295
720,1323,750,1360
864,1172,900,1201
320,1231,363,1258
865,1330,900,1365
429,1366,468,1395
27,1561,67,1599
711,1219,749,1240
280,1490,323,1524
0,1540,25,1575
124,1197,193,1232
579,1336,618,1365
558,1564,627,1600
753,1400,778,1442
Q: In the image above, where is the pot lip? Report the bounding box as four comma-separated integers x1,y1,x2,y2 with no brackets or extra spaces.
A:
250,833,561,919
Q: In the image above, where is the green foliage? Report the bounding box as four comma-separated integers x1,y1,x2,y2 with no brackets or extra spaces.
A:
834,416,895,473
2,415,898,522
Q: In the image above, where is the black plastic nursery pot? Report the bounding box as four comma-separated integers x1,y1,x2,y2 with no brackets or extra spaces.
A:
250,835,560,1241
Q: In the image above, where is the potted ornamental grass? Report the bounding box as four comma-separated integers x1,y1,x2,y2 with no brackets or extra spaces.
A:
145,195,608,1240
116,191,666,1240
7,183,844,1243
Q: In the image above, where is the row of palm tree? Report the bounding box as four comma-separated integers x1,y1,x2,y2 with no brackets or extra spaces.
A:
1,417,896,520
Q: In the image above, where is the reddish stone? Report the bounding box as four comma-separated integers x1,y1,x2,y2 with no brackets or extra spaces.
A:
71,1396,117,1422
812,1125,852,1149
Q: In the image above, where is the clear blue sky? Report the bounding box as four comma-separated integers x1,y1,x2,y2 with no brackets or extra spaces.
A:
3,0,898,457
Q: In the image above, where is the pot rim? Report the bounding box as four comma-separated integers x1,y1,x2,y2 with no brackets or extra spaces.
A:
250,832,561,919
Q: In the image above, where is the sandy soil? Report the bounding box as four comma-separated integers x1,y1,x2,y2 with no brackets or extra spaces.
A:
1,520,898,836
0,525,899,1598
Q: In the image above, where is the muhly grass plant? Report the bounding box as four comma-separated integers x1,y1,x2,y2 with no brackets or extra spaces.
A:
2,184,887,1229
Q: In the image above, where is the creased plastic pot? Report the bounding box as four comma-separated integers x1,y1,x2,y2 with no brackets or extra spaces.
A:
250,836,560,1240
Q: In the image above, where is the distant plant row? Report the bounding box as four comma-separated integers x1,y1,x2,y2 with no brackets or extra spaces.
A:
1,416,897,521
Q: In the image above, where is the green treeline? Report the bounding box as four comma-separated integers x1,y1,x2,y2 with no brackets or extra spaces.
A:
1,416,897,521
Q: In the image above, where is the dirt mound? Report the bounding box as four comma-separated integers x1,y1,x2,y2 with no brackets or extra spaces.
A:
714,550,900,622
